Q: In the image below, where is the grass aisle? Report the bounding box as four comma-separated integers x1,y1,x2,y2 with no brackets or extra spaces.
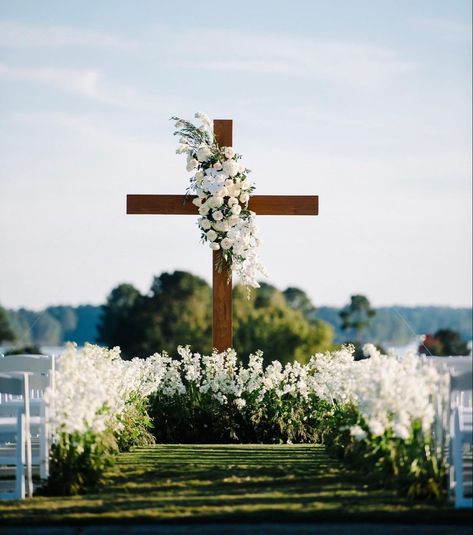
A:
0,444,469,525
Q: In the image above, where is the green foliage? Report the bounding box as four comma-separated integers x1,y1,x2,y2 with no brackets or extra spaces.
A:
98,272,212,359
313,403,446,501
44,430,117,496
420,328,470,356
115,396,156,451
233,284,333,364
0,303,16,344
5,305,100,347
319,305,472,345
98,272,332,362
339,295,376,343
97,283,147,357
149,383,319,445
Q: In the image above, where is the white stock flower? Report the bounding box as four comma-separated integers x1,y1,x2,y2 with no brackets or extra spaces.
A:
350,425,367,441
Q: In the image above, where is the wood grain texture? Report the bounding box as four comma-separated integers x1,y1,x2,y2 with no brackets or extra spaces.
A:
212,119,233,351
127,194,319,215
213,119,233,147
212,250,233,351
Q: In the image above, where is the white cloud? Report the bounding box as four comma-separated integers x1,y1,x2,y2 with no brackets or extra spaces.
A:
0,21,137,49
0,62,167,112
171,30,416,88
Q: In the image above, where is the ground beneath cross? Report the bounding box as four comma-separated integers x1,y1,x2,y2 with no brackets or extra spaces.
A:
0,444,469,530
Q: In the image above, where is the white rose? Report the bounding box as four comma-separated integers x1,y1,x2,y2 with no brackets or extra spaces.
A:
199,218,212,230
224,147,234,159
208,196,224,208
206,197,217,208
207,230,217,242
228,197,238,207
232,189,241,197
198,205,209,216
213,161,223,171
214,220,229,232
209,242,220,251
239,192,249,203
231,204,242,216
221,238,233,250
197,146,212,163
222,160,239,177
240,178,251,190
192,197,203,207
215,186,228,198
212,210,223,221
229,215,240,226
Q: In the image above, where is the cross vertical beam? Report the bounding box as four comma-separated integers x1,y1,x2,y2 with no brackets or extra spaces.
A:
212,120,233,351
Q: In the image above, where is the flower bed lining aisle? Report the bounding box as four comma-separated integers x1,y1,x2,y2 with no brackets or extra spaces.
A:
0,444,469,525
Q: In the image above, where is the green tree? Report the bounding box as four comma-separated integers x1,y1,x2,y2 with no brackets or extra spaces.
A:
144,271,212,356
283,287,317,320
98,272,212,359
421,328,469,356
0,304,16,344
97,283,146,358
234,284,333,364
339,294,376,344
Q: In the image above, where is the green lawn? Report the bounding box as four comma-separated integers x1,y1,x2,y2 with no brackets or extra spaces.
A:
0,444,469,525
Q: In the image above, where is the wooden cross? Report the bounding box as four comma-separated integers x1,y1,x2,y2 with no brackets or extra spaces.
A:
127,119,319,351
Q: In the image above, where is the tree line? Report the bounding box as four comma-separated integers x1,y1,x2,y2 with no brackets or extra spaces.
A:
1,270,471,361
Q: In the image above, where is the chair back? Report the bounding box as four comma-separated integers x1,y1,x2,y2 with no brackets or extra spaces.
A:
0,373,27,397
0,355,54,395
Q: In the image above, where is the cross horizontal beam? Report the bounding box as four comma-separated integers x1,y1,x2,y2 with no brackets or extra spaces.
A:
127,194,319,216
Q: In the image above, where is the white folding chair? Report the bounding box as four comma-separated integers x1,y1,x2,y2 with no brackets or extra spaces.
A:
449,370,473,508
0,372,33,500
0,354,55,480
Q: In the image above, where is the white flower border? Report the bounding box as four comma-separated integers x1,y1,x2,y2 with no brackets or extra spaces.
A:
172,112,266,288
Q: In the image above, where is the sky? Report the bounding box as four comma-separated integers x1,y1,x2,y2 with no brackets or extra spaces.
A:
0,0,471,310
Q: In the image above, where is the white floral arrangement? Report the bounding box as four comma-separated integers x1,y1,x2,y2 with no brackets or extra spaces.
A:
172,112,266,288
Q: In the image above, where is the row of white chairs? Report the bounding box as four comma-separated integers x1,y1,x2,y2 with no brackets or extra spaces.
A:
0,354,55,500
427,356,473,509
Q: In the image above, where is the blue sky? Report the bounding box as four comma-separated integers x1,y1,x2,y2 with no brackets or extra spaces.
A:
0,0,471,309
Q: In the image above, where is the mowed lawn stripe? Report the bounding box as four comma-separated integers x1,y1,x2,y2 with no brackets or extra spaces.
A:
0,444,469,525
